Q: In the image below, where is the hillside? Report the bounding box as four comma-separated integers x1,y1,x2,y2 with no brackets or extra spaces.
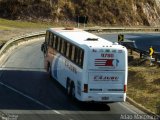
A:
0,0,160,26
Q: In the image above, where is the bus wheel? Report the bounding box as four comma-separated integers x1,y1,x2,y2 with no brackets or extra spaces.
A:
47,63,52,78
71,83,75,99
66,81,71,96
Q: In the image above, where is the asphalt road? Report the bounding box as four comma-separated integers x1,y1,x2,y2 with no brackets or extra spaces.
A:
0,38,145,120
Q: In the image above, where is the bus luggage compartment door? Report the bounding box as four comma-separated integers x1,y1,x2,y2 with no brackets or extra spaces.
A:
88,71,125,92
89,71,124,84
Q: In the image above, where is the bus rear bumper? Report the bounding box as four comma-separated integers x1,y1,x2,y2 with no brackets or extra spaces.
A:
79,93,126,102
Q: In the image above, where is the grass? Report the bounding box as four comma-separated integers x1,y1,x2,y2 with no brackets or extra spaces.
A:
0,18,78,29
0,18,86,42
0,18,51,29
128,66,160,114
0,18,54,42
0,25,15,30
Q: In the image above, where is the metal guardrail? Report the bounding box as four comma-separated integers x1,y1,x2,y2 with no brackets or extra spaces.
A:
0,31,46,58
0,27,160,63
121,41,160,64
85,27,160,33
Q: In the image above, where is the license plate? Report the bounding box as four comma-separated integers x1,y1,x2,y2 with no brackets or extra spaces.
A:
102,97,109,100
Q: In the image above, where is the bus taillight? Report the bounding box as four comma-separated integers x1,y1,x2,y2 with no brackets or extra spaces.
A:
84,84,88,93
124,85,127,93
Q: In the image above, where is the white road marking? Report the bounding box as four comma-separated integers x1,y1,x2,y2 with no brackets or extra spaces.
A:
0,40,63,115
0,81,61,115
53,110,61,114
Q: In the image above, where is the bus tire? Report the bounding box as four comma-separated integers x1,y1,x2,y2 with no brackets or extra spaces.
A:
70,83,75,99
66,79,71,96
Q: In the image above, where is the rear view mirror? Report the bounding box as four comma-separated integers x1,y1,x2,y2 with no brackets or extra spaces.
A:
41,42,46,53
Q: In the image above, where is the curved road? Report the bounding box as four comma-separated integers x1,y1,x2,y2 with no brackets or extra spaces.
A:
0,39,145,120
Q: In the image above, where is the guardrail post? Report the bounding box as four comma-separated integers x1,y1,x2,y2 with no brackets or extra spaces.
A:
140,52,143,58
150,56,154,66
155,55,158,62
130,49,133,55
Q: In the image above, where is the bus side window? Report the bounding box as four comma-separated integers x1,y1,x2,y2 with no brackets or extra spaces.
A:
75,48,84,67
66,42,70,58
53,35,56,48
60,40,65,54
79,50,84,67
57,38,62,52
71,45,75,61
49,33,53,46
63,41,67,55
69,44,73,59
55,36,58,50
45,31,50,45
75,47,80,64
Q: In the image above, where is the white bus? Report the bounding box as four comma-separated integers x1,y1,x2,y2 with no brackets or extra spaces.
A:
43,28,128,102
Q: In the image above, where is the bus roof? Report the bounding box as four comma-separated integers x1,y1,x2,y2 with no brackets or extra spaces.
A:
48,28,121,49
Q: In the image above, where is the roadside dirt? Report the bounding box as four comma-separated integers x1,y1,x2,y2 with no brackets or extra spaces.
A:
128,52,160,114
0,28,45,43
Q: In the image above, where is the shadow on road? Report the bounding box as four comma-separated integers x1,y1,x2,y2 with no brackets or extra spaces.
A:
0,69,110,111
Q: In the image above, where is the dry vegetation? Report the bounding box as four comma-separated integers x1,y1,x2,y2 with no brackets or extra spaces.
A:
0,0,160,26
128,60,160,114
0,18,49,43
